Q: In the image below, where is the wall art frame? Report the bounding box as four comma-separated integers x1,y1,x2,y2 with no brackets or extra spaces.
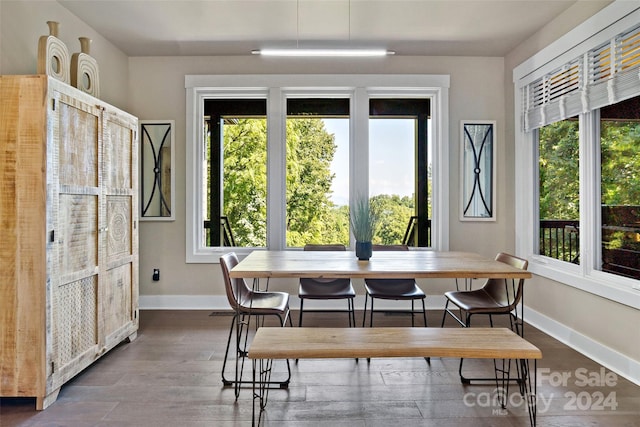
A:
140,120,175,221
460,120,496,221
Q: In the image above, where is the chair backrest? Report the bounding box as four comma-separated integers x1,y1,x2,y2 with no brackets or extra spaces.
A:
483,252,529,309
304,244,346,251
220,252,252,309
372,244,409,251
369,244,412,284
302,244,347,283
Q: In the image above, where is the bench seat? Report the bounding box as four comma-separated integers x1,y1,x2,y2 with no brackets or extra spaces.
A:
248,327,541,427
248,327,542,360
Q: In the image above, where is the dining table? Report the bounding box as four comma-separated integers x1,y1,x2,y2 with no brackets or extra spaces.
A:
228,249,532,281
229,249,538,427
225,249,533,394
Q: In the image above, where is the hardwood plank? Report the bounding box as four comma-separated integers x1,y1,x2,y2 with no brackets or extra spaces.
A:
1,310,638,426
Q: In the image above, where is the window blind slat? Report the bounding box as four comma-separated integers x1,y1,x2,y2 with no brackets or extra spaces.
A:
522,23,640,132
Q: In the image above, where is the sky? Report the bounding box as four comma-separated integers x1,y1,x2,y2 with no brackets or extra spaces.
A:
323,118,416,206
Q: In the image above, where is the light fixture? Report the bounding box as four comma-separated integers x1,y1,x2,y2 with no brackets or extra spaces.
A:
251,48,395,57
252,0,394,58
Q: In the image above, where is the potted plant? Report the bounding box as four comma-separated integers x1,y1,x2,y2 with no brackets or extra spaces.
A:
350,195,380,260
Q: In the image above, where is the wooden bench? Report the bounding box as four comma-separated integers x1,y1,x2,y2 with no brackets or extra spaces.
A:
248,327,542,426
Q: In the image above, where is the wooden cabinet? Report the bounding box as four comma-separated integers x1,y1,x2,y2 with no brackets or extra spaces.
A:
0,75,139,410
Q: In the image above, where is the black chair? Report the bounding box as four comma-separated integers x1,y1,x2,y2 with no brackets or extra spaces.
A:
441,252,529,384
219,252,293,398
362,244,427,327
298,244,356,327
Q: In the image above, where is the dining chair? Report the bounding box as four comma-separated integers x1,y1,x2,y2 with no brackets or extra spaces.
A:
219,252,293,399
362,244,427,327
440,252,529,384
298,244,356,327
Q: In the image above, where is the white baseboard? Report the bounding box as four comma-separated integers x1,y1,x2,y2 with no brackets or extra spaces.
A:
139,294,639,386
524,305,640,386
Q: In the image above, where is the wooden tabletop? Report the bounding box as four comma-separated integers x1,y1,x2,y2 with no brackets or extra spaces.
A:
248,327,542,360
229,250,532,280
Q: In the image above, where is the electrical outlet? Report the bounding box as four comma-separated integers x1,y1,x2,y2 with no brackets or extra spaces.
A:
152,269,160,281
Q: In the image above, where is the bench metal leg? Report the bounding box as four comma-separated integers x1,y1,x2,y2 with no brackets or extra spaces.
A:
490,358,537,427
252,357,274,427
521,359,537,427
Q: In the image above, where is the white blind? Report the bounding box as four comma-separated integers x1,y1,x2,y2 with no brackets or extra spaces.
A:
523,23,640,132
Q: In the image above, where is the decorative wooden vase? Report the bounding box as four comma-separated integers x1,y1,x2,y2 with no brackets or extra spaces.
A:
37,21,70,83
71,37,100,98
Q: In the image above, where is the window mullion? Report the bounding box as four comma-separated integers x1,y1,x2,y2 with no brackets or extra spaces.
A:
579,111,600,277
267,87,286,250
350,88,369,247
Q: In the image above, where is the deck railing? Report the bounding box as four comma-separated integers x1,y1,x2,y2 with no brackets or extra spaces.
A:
540,220,580,264
541,208,640,280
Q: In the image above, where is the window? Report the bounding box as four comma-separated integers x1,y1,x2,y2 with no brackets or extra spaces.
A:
204,99,267,247
285,98,350,247
186,75,450,262
369,99,431,246
514,5,640,308
599,97,640,279
537,117,580,264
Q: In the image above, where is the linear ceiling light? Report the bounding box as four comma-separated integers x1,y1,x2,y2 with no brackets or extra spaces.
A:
252,0,394,58
251,48,395,57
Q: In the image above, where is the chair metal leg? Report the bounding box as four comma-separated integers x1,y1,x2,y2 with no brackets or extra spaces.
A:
369,298,375,327
362,293,369,327
458,313,523,386
440,300,449,327
298,299,304,327
351,299,356,327
421,299,428,327
222,312,291,397
221,313,239,387
410,300,415,327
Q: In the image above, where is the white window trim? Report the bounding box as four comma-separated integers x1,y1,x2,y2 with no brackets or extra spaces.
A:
513,2,640,309
185,74,450,263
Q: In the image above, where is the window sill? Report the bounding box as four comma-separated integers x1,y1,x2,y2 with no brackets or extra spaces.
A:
528,255,640,310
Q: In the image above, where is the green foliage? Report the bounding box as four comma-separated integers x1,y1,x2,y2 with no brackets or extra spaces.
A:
220,117,422,248
349,194,381,242
539,118,640,222
539,119,580,220
601,121,640,206
285,118,349,246
222,119,268,246
371,194,415,244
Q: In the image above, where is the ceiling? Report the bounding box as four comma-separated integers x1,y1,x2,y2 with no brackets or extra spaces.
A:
58,0,581,57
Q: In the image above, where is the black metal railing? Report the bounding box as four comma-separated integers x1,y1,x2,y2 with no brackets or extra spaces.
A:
541,209,640,280
402,216,431,247
539,219,580,263
601,205,640,280
204,216,236,247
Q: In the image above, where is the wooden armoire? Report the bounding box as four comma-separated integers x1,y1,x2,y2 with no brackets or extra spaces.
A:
0,75,139,409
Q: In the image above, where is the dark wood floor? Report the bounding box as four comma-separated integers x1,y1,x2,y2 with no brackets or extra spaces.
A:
2,309,639,426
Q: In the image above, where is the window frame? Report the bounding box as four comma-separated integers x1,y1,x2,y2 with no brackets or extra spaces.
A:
513,3,640,309
185,74,450,262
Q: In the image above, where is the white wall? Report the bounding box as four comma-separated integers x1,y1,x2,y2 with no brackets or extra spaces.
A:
127,55,507,306
504,1,640,383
